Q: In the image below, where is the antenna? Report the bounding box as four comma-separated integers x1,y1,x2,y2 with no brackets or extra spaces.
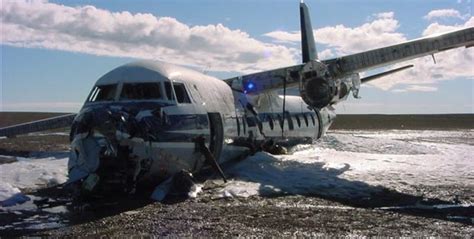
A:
202,64,211,75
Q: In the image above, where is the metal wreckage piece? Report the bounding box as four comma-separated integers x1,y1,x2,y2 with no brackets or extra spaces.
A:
67,104,204,201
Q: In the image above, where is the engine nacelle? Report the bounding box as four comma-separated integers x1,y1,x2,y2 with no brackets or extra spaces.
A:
300,60,358,109
300,61,336,109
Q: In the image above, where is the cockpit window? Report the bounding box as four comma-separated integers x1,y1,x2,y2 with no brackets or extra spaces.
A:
88,84,117,102
164,82,174,101
120,83,162,100
173,83,191,103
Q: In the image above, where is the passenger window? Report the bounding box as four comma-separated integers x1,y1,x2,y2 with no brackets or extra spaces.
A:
286,113,294,131
277,114,284,129
165,82,174,101
268,114,274,130
89,84,116,102
236,117,241,136
173,83,191,103
310,113,316,125
302,113,309,127
120,83,162,100
295,114,301,127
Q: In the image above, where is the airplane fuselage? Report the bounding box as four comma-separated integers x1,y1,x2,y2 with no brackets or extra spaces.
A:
67,61,335,191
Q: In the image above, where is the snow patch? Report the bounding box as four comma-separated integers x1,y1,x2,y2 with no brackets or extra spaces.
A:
0,156,68,207
0,184,30,207
219,130,474,201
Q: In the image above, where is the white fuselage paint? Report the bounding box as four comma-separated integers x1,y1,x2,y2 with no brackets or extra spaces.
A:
70,61,334,185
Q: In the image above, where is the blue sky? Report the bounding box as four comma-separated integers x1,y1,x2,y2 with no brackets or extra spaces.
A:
1,0,473,113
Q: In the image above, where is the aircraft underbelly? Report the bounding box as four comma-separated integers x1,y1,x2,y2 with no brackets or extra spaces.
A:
138,142,205,182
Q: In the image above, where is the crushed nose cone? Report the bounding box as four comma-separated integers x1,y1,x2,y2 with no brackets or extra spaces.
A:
67,135,102,183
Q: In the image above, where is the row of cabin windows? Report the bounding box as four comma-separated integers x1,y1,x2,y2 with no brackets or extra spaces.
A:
88,82,191,103
236,113,317,136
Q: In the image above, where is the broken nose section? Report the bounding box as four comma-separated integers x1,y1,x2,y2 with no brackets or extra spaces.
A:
67,106,153,195
68,135,101,184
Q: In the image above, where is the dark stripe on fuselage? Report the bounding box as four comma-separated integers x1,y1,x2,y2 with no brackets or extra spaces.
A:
242,111,318,131
80,102,210,143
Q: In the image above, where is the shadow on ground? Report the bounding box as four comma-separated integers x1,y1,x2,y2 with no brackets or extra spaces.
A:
222,153,473,225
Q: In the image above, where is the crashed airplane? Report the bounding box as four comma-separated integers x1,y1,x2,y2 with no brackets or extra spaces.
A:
1,2,473,201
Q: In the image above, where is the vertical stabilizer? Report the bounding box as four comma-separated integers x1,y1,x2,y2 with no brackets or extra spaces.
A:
300,1,318,62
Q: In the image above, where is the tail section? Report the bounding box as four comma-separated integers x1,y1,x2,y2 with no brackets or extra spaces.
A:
300,1,317,63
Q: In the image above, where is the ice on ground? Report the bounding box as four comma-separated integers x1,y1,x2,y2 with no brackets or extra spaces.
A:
0,184,30,207
0,156,68,207
219,130,474,203
27,132,69,137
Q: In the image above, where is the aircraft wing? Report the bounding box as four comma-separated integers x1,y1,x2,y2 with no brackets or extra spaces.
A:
323,27,474,78
225,26,474,94
0,113,76,137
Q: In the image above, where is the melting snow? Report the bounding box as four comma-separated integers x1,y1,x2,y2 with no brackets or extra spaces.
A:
0,130,472,208
0,156,68,207
219,130,474,201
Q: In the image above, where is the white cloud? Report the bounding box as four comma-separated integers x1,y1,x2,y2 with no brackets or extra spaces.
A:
314,13,406,55
424,9,465,21
369,17,474,91
318,49,335,59
264,12,406,56
423,16,474,36
263,30,300,44
392,85,437,93
374,12,395,19
0,1,297,73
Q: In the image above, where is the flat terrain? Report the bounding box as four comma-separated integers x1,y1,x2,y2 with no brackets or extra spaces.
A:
1,112,473,129
331,114,473,130
0,112,473,237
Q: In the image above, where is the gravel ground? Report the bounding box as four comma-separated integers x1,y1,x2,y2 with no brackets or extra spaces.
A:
36,195,474,237
1,186,471,237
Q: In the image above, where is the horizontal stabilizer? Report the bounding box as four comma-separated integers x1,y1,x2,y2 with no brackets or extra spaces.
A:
0,113,76,137
361,65,413,83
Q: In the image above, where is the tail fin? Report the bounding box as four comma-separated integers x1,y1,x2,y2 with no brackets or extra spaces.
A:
300,1,317,63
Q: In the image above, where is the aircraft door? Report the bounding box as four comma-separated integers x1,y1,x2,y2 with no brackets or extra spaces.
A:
207,113,224,162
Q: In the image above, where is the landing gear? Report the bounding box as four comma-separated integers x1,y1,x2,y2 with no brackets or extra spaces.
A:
194,136,227,183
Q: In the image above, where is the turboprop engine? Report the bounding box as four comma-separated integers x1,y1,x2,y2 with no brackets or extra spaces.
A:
299,60,360,109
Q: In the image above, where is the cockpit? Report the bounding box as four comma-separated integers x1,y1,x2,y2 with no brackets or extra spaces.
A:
87,81,192,104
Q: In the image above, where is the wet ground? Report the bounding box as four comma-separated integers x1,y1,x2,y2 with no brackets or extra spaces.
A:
0,113,473,237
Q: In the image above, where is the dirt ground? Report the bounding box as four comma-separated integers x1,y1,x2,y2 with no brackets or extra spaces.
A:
0,113,473,237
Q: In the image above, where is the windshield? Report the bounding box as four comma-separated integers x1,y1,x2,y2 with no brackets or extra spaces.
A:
88,84,117,102
120,83,163,100
173,83,191,103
